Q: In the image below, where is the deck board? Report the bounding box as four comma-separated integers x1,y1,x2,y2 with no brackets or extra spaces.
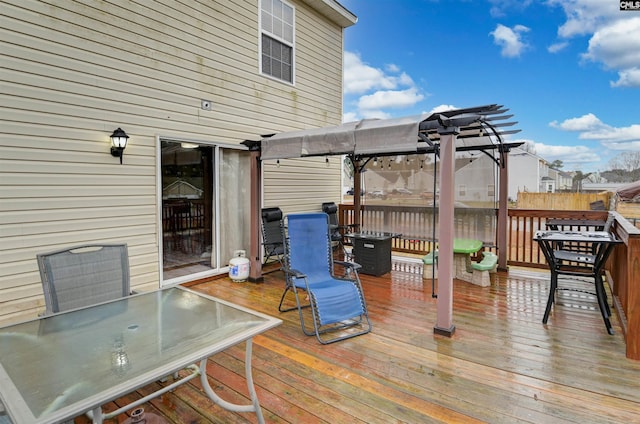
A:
75,267,640,423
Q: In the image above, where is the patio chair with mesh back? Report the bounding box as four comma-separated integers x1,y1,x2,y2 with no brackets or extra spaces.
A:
321,202,355,260
261,207,285,271
278,212,371,344
37,244,130,315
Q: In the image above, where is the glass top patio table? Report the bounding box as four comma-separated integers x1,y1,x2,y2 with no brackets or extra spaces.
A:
0,286,281,424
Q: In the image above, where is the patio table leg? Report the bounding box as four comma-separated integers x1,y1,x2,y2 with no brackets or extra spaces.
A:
90,406,103,424
453,253,474,282
199,338,265,424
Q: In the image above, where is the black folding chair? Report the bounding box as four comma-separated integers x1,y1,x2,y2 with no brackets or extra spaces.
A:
321,202,355,260
261,207,285,271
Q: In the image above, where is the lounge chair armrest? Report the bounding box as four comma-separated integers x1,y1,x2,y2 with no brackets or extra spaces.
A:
335,260,362,272
283,268,307,279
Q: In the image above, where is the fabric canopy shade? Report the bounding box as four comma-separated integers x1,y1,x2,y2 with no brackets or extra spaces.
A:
261,105,521,161
261,116,423,160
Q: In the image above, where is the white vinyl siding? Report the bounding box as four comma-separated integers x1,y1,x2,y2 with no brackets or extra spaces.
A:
0,0,348,325
263,157,343,214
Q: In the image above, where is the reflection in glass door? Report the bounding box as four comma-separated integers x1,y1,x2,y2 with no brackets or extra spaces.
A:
161,141,214,280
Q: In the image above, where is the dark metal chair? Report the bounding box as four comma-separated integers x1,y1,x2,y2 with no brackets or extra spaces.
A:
535,231,621,334
261,207,285,271
321,202,355,260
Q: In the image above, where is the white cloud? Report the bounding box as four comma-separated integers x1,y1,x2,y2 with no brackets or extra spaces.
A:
581,17,640,87
547,1,640,87
343,51,425,121
534,142,602,164
549,113,605,131
549,0,618,38
385,63,400,73
428,104,458,114
512,138,602,166
360,109,392,120
490,24,531,58
342,111,359,123
358,88,424,111
488,0,534,18
548,41,569,53
611,67,640,88
550,113,640,150
344,52,414,94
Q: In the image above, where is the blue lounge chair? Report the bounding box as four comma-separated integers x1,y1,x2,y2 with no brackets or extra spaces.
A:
278,212,372,344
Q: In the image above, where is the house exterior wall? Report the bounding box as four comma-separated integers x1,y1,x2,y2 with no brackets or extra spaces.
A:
454,156,497,205
556,171,573,191
507,148,542,201
0,0,353,325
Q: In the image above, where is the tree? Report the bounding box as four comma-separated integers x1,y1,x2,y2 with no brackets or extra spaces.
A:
572,170,591,191
608,152,640,172
549,159,563,169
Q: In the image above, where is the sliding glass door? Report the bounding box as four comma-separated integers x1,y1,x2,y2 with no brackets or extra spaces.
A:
160,140,250,283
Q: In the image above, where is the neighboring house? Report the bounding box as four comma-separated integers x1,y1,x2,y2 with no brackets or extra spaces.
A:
541,176,555,193
507,148,543,200
454,154,497,205
506,147,570,200
0,1,356,325
353,153,499,206
549,168,573,192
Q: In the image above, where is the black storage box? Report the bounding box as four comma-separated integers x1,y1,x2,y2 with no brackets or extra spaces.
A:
353,235,392,276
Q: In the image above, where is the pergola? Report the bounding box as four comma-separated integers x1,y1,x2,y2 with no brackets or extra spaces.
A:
248,104,522,336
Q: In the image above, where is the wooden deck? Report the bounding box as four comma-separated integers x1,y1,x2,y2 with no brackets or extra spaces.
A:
79,267,640,423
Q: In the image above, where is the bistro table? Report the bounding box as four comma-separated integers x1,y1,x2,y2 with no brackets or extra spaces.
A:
452,238,483,283
0,286,281,424
533,230,621,334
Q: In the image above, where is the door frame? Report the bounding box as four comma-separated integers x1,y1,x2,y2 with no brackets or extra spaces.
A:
156,136,249,287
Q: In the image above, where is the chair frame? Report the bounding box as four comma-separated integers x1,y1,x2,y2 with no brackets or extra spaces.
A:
37,244,130,315
278,212,371,344
537,232,619,334
261,207,285,271
321,202,356,260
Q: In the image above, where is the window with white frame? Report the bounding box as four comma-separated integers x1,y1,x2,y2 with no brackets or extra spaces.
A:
260,0,294,83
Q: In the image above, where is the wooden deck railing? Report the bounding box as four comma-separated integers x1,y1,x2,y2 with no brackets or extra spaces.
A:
339,204,640,360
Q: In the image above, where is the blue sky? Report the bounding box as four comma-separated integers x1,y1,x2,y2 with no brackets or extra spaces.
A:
339,0,640,173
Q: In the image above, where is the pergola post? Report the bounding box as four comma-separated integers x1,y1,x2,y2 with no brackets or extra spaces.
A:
352,157,362,229
434,131,457,336
242,140,263,282
497,151,509,271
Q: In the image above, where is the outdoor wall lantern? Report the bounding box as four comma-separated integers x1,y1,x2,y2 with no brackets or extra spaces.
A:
110,127,129,164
